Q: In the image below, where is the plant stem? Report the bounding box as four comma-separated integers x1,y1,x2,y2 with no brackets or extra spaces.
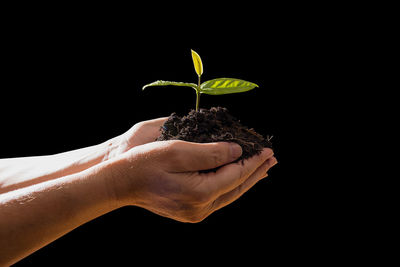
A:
196,90,200,112
196,75,201,112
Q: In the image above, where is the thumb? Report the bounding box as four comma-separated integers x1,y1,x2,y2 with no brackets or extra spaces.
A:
164,141,243,172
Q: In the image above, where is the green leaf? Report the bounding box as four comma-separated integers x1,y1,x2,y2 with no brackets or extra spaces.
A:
142,80,197,91
191,49,203,77
200,78,259,95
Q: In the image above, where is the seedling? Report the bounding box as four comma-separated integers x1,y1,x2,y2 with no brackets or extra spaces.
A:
142,50,259,111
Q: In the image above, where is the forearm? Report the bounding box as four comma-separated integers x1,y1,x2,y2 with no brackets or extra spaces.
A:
0,135,122,193
0,160,119,265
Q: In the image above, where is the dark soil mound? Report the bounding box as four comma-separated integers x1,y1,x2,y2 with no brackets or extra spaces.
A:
156,107,273,163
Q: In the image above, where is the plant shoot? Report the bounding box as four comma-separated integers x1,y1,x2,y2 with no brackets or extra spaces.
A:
142,50,259,111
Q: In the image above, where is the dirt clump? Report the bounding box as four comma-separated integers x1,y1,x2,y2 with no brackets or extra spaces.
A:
156,107,273,166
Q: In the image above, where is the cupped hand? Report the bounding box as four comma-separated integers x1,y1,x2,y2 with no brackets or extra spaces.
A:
107,117,168,159
108,140,277,223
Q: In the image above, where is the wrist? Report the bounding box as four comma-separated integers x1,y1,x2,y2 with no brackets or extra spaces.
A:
90,158,127,211
101,152,142,208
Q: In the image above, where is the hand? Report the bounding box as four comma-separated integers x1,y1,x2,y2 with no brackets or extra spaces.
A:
108,140,277,223
107,117,168,159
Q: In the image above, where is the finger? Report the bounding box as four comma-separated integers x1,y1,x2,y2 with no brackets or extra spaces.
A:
136,117,169,134
209,157,278,213
200,148,274,196
130,117,169,132
128,117,169,146
145,117,169,126
163,141,243,172
141,117,169,139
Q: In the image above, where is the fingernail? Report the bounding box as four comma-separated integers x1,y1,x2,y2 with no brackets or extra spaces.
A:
230,143,243,159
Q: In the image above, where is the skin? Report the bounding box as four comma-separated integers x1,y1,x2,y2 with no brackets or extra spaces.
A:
0,118,277,265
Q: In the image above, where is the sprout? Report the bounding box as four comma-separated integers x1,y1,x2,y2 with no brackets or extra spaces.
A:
142,49,259,111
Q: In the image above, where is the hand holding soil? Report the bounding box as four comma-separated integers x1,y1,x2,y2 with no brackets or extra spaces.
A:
0,116,277,265
109,126,277,223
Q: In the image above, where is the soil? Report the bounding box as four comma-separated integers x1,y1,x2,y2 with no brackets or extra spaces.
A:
156,107,273,169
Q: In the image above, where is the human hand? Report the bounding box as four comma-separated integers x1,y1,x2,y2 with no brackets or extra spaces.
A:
107,117,168,159
108,140,277,223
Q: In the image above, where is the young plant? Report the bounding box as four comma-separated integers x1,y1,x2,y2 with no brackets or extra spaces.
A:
142,49,259,111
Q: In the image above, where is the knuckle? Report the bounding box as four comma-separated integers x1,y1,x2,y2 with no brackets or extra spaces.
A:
162,140,184,158
210,145,226,166
236,166,248,183
133,121,147,131
166,140,185,150
237,163,246,179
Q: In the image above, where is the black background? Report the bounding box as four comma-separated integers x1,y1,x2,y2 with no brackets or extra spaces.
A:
0,5,360,265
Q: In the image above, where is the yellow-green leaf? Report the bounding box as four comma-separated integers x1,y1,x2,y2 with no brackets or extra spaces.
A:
200,78,258,95
191,49,203,77
142,80,197,91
